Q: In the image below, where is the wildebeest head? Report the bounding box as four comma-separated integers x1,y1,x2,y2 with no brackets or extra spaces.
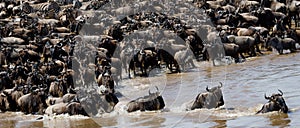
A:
268,37,280,48
97,85,119,112
257,89,288,113
126,86,165,112
191,82,224,110
98,85,109,95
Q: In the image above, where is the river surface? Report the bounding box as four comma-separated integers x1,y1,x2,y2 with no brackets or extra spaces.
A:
1,52,300,128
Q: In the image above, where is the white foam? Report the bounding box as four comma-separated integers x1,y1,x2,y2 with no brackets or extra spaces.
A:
289,106,300,112
42,114,89,121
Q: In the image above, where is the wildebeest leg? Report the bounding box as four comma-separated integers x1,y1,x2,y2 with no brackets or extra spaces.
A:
128,68,131,78
290,44,297,53
175,63,181,73
278,49,283,55
140,64,146,77
133,67,137,77
169,60,175,73
181,64,185,72
38,103,44,115
256,105,266,114
256,106,264,114
128,60,135,78
233,53,240,63
250,46,256,57
256,44,263,55
189,59,196,68
240,53,246,59
166,61,171,72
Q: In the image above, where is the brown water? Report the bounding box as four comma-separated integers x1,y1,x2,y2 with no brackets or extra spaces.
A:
1,52,300,127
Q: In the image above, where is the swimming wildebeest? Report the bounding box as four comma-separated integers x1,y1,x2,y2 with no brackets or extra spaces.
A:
257,89,288,114
45,102,88,116
190,82,224,110
126,86,165,112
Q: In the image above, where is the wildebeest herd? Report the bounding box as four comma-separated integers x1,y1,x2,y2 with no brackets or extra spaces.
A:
0,0,296,117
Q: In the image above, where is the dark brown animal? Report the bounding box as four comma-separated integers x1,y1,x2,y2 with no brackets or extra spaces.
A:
257,90,288,114
127,86,165,112
17,89,47,114
191,82,224,110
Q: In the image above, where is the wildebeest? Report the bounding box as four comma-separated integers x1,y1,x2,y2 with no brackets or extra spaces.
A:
236,26,257,36
223,43,240,63
156,49,180,73
97,67,115,94
267,36,297,54
226,35,257,58
45,92,77,106
190,82,224,110
45,102,88,116
17,88,47,114
120,43,134,74
126,86,165,112
2,87,24,111
49,79,66,97
257,90,288,114
78,85,119,116
174,47,196,71
128,50,147,78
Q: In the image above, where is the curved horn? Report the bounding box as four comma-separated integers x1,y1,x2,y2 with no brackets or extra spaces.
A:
278,89,283,96
219,82,223,88
148,89,152,95
265,93,271,100
155,86,160,95
155,86,159,92
206,86,210,92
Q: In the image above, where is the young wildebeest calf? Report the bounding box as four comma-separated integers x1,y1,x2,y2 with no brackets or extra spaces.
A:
191,82,224,110
257,90,288,114
126,86,165,112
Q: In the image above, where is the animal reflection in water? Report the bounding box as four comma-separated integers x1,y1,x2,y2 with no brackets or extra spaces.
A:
126,86,165,112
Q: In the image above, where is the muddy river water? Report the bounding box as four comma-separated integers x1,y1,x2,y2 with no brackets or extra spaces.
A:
1,52,300,128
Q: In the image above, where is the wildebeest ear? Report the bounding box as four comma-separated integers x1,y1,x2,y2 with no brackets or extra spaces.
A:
278,89,283,96
265,93,271,100
206,86,210,92
155,86,160,95
218,82,223,88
